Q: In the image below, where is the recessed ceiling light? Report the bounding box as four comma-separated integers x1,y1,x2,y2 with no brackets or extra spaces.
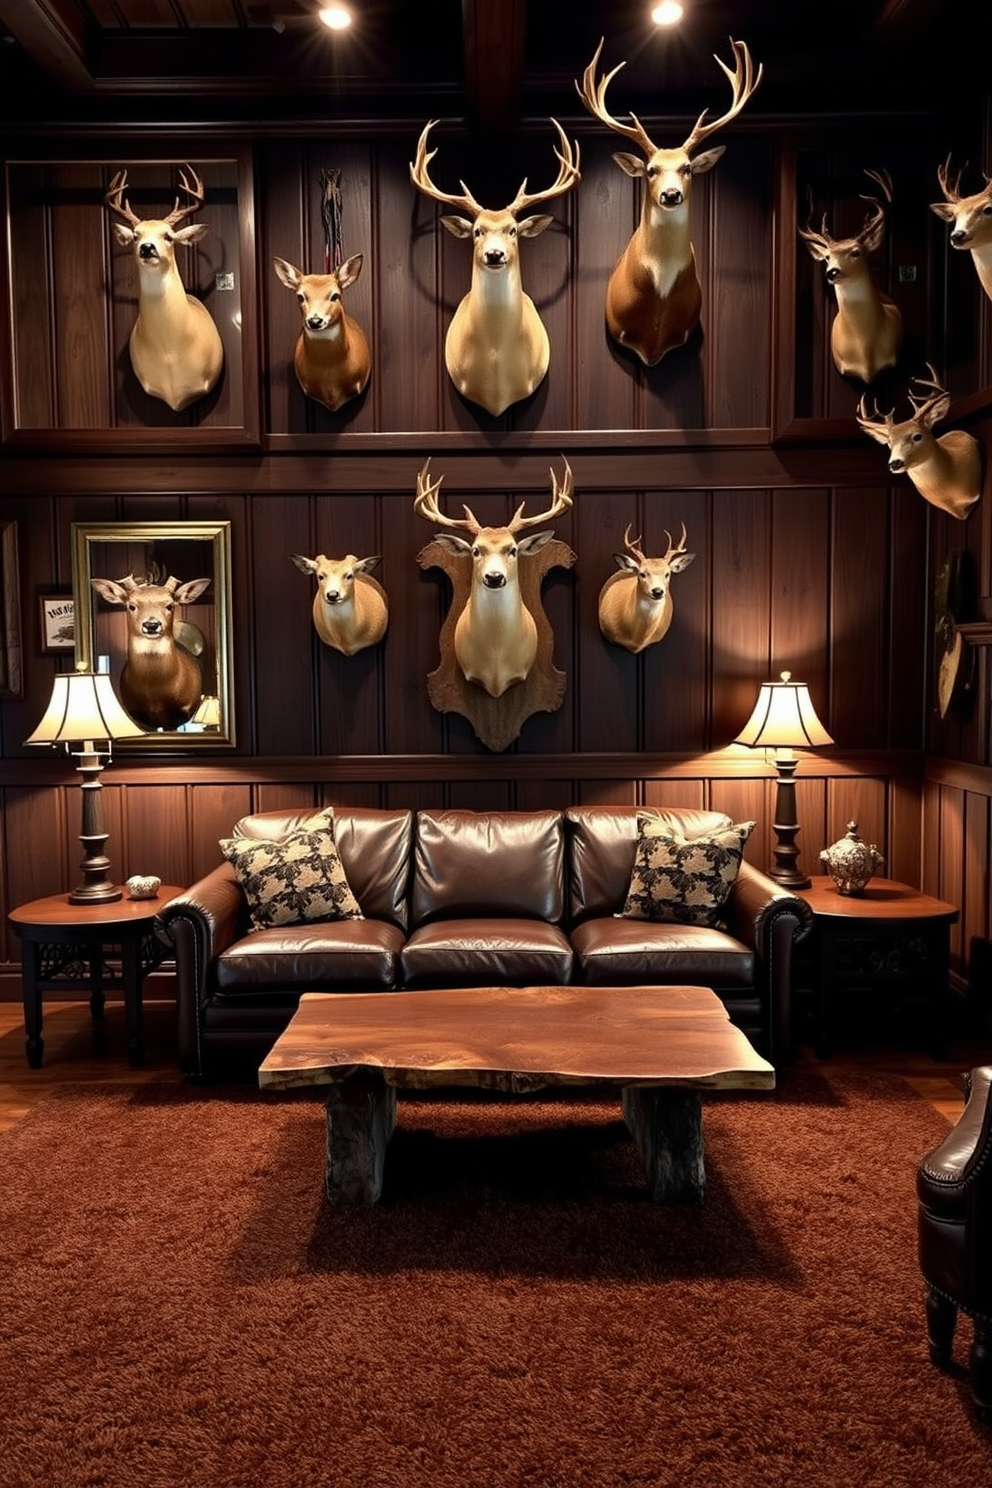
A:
651,1,684,24
318,3,353,30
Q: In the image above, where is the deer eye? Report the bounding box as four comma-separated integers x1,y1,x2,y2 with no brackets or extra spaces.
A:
646,165,658,178
296,292,305,303
128,602,138,612
983,205,992,216
508,226,517,237
165,602,174,612
474,227,483,239
330,292,340,302
850,247,861,259
472,546,481,559
679,163,691,177
508,545,518,558
912,431,923,444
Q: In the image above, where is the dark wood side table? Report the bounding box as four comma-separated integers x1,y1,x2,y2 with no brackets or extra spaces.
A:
794,877,959,1060
8,887,184,1069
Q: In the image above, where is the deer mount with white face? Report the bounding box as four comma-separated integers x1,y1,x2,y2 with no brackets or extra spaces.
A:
856,365,982,522
798,169,904,385
104,165,224,413
409,120,581,417
291,551,388,656
930,156,992,305
598,524,695,654
415,459,577,751
577,36,762,367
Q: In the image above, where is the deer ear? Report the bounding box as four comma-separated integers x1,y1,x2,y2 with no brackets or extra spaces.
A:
336,253,364,289
862,221,885,254
173,577,211,605
90,577,129,606
517,531,555,555
440,215,474,239
173,223,209,245
517,215,554,238
925,395,951,427
930,201,956,222
613,552,638,573
799,234,829,262
112,223,136,247
273,256,303,289
858,420,892,447
291,554,317,575
355,554,382,574
669,551,696,573
690,146,726,175
433,533,473,556
612,152,645,179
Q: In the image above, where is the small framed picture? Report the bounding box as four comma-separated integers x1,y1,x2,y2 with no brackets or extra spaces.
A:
39,595,75,653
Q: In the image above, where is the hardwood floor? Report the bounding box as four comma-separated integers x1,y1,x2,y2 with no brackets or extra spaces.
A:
1,995,989,1134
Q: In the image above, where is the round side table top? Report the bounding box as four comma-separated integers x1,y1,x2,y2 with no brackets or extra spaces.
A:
796,876,959,923
8,887,186,932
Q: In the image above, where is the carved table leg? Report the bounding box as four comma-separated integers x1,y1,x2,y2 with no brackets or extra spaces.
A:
324,1073,397,1204
622,1086,705,1204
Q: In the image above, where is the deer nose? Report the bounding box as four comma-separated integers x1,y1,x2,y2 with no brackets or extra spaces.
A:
660,189,683,207
306,314,326,330
483,572,506,589
141,619,163,635
138,242,158,259
483,250,506,266
889,457,905,472
950,229,968,246
324,590,342,604
650,586,666,600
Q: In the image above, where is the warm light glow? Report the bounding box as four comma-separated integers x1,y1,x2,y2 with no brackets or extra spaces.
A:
24,670,144,749
733,671,833,751
651,1,684,25
318,3,353,29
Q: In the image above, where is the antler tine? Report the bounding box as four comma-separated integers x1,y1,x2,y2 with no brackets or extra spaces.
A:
164,164,206,227
857,166,892,243
507,457,574,533
855,392,893,429
414,460,479,534
937,153,963,202
104,168,141,226
623,523,646,561
907,361,949,422
684,37,763,154
409,121,484,218
505,120,581,216
666,521,689,556
575,37,657,157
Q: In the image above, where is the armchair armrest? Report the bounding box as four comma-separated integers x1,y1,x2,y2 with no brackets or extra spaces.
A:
156,864,248,1077
918,1067,992,1200
725,862,814,1066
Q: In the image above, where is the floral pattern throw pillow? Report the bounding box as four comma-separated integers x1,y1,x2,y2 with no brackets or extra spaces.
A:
619,815,756,926
220,809,363,930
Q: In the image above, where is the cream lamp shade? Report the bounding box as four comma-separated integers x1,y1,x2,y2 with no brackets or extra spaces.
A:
733,670,832,889
25,668,144,904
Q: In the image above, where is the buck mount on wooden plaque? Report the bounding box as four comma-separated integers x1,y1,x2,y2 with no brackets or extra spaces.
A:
415,460,576,752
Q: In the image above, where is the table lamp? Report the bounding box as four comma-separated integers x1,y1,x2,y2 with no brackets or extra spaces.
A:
733,669,833,889
25,666,145,904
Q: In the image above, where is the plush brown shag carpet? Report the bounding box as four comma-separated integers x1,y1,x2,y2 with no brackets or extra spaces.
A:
1,1067,990,1487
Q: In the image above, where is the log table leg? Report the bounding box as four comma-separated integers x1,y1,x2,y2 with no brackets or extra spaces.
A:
622,1086,705,1203
324,1073,397,1204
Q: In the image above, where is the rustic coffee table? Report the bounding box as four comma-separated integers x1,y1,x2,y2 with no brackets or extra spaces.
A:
258,984,774,1205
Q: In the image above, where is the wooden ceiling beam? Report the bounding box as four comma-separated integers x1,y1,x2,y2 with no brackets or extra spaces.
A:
461,0,527,133
0,0,95,91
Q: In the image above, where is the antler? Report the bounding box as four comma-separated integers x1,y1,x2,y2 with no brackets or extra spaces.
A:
507,459,574,534
505,120,581,216
576,38,657,157
663,521,689,559
414,461,482,535
409,122,485,218
683,38,763,154
623,524,647,564
856,392,895,435
104,169,141,227
937,154,964,203
907,363,950,427
163,165,206,228
856,167,892,249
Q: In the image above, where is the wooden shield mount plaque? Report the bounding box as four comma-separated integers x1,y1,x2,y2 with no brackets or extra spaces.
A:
417,537,577,751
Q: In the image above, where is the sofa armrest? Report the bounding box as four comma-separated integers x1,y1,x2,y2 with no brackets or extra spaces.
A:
918,1067,992,1199
156,864,247,1077
725,862,814,1066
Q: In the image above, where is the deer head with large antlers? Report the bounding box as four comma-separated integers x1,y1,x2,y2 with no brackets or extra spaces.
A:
598,523,695,654
856,365,982,522
798,169,903,385
930,156,992,305
577,36,762,367
415,459,573,698
409,120,581,417
104,165,224,412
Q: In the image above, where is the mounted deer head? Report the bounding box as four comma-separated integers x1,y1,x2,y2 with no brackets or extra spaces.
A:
856,365,982,522
414,458,573,697
273,253,371,413
90,572,211,730
577,36,762,366
930,156,992,304
409,120,581,416
291,551,388,656
104,165,224,412
598,523,695,654
798,169,904,384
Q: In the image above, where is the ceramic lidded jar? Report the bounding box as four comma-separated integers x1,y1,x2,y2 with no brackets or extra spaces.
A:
819,822,884,896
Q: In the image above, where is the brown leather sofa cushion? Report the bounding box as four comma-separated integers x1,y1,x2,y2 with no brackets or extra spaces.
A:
401,917,574,987
215,918,405,994
565,806,735,923
234,806,413,930
570,916,754,989
411,809,565,925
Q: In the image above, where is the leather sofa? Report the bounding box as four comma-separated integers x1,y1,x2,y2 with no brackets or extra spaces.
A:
156,804,813,1080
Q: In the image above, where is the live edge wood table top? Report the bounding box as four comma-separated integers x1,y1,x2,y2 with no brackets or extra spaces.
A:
258,985,775,1206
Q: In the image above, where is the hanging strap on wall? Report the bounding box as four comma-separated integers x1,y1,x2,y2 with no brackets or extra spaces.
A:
320,168,344,271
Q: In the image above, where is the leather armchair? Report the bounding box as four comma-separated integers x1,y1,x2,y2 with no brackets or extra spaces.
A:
917,1065,992,1418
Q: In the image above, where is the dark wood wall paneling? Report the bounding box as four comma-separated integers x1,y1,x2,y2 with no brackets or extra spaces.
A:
1,105,991,992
